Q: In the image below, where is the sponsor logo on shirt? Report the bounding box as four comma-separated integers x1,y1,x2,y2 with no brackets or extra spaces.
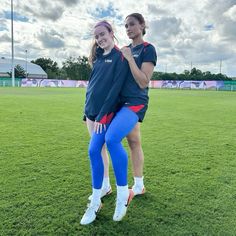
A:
132,46,144,58
105,59,112,63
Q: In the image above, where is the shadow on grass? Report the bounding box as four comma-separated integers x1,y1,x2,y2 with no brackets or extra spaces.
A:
74,192,160,235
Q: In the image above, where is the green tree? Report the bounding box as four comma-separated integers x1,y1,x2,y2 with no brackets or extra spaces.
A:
57,68,68,80
151,71,162,80
215,73,228,80
184,70,190,76
31,58,59,79
202,71,212,80
78,56,91,80
62,56,91,80
7,64,26,78
189,67,203,80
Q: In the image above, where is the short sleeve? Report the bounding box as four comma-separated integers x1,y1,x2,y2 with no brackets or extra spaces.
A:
142,44,157,66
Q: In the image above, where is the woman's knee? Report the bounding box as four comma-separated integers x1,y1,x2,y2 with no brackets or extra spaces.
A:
126,123,142,150
127,131,141,150
127,136,141,150
105,132,117,148
88,143,101,158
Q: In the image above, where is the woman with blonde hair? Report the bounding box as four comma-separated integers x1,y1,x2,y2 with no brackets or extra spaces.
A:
80,20,129,225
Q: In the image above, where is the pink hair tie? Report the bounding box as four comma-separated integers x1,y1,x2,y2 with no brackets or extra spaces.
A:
95,21,112,30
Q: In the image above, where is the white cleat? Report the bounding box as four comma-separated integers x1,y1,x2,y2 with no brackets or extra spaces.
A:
113,189,134,221
80,202,102,225
132,186,146,196
88,186,112,201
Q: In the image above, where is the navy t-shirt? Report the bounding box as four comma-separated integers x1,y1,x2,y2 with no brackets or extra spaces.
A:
120,42,157,106
85,46,128,124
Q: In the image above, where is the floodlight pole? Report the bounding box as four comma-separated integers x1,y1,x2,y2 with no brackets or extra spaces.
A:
219,59,222,74
11,0,15,87
25,49,28,78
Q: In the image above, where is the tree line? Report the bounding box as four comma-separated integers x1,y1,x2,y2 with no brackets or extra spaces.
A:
152,68,232,81
9,57,232,81
31,57,91,80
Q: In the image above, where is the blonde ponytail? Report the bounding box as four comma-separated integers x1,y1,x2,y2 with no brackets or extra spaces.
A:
88,40,98,67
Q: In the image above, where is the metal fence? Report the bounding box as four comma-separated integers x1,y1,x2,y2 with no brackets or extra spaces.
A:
219,81,236,91
0,78,22,87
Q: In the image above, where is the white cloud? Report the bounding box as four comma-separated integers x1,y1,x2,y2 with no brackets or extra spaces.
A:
37,29,65,48
0,0,235,76
224,4,236,21
0,32,11,42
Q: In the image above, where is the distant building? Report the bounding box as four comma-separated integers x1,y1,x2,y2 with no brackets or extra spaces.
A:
0,57,47,79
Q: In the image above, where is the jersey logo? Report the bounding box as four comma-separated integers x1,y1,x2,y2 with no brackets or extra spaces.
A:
105,59,112,63
132,46,145,58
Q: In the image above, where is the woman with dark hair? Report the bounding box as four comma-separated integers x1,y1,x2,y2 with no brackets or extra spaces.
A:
104,13,157,221
122,13,156,197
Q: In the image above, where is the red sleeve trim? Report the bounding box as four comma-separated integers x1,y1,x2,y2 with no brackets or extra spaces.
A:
99,115,107,124
99,112,114,124
114,45,120,51
106,112,114,123
114,45,124,61
128,104,145,113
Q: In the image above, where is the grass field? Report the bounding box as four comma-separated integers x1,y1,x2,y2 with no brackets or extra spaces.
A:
0,87,236,235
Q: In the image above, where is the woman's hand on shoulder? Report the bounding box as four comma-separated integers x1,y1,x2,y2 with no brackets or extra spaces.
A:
121,46,133,62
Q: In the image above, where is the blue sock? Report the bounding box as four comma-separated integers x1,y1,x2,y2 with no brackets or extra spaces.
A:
105,107,138,186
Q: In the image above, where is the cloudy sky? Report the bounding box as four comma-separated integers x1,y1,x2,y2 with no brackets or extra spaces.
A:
0,0,236,77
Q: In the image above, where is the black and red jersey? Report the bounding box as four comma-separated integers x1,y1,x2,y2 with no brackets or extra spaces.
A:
120,42,157,121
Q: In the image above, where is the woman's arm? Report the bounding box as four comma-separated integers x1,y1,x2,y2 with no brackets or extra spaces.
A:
94,56,129,133
121,46,155,89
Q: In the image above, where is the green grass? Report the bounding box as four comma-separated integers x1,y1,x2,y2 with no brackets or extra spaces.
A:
0,87,235,235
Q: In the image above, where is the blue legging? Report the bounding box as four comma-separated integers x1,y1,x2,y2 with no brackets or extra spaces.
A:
88,129,106,189
88,107,138,189
105,107,138,186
